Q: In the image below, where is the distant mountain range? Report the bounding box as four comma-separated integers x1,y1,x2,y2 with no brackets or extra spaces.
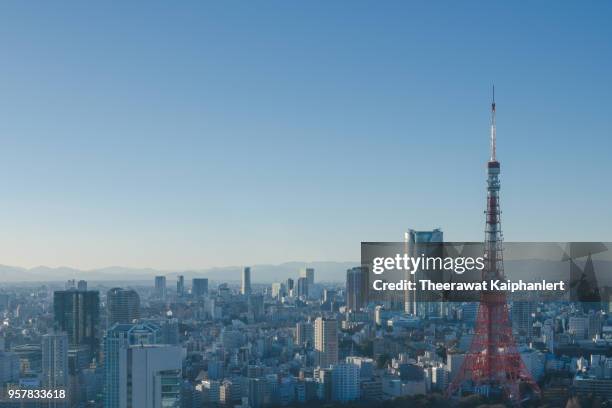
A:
1,259,611,288
0,261,359,284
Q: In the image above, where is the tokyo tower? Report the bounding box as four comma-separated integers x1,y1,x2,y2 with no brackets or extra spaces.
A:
446,88,540,403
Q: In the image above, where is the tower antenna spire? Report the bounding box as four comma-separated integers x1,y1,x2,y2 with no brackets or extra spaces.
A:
490,84,496,161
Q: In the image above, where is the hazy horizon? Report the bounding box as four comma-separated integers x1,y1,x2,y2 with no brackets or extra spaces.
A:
0,260,360,283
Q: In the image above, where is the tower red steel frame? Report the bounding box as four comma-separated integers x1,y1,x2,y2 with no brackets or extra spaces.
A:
446,89,540,403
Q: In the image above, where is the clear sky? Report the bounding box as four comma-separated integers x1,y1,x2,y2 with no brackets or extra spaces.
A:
0,1,611,270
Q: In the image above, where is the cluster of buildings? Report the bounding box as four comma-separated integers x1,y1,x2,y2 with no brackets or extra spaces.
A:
0,259,611,407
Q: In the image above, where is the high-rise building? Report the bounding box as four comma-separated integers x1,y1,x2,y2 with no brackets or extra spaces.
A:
331,363,359,402
160,318,180,345
104,322,164,408
176,276,185,297
295,321,314,347
286,278,294,295
0,350,20,384
271,282,286,299
154,276,167,300
107,288,140,327
403,228,443,315
221,379,243,406
314,367,333,401
53,290,100,359
130,345,184,408
511,301,535,339
568,316,588,340
241,267,251,295
300,268,315,286
198,379,221,404
315,317,338,368
346,267,367,311
323,289,336,303
345,356,374,379
446,353,465,381
192,278,209,298
248,377,266,408
297,277,309,299
77,280,88,291
180,381,202,408
42,332,69,389
431,365,448,391
248,294,264,321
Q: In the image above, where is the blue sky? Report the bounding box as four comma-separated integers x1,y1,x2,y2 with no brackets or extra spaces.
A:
0,2,610,270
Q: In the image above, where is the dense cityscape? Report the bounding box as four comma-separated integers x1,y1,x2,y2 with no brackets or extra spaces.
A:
0,261,611,407
2,1,611,407
1,94,611,407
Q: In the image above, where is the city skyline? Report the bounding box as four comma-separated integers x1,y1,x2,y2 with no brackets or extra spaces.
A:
1,2,611,270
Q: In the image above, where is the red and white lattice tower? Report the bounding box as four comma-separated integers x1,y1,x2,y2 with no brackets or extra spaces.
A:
446,88,540,403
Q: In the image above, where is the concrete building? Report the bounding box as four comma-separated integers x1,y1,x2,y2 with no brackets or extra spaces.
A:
315,317,338,368
42,332,69,389
130,345,184,408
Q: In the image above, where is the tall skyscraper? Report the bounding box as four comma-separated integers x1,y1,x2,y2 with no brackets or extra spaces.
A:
42,332,69,389
403,228,443,315
300,268,315,286
248,294,264,321
286,278,294,297
241,267,251,295
53,290,100,359
297,277,308,299
314,317,338,368
107,288,140,327
346,267,367,311
192,278,209,298
154,276,167,300
176,276,185,297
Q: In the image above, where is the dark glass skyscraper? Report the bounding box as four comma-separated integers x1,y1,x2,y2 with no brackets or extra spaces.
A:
241,267,252,295
176,275,185,298
53,290,100,359
346,267,367,311
192,278,209,298
106,288,140,327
